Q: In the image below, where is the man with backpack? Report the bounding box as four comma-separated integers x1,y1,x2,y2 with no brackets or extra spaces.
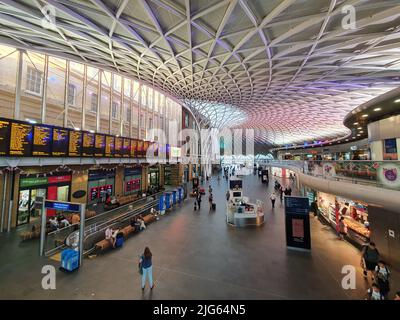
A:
361,242,380,280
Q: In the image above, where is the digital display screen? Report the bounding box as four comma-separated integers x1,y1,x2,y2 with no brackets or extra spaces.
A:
90,187,99,200
114,137,123,157
122,138,131,158
9,121,33,156
143,141,149,158
105,136,114,157
82,132,95,157
0,119,11,156
0,117,169,160
94,134,105,157
32,125,53,156
44,201,80,212
130,139,137,158
68,130,82,157
52,128,69,156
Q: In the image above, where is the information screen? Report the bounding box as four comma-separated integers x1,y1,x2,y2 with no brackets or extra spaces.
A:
114,137,123,157
82,132,95,157
143,141,149,157
32,124,53,156
130,139,137,158
0,118,11,156
52,128,69,156
122,138,131,158
68,130,82,157
94,134,105,157
105,136,114,157
9,121,33,156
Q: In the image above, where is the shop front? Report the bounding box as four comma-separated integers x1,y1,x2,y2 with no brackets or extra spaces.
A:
147,166,160,189
317,191,370,246
87,169,115,205
17,173,71,226
124,167,142,196
164,166,172,186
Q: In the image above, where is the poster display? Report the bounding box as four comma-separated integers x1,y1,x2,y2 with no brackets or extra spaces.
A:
284,196,311,250
383,138,398,160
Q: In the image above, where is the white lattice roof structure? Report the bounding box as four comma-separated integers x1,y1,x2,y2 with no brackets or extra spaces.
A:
1,0,400,150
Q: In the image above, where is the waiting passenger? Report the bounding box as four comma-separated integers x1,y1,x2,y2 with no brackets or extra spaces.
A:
71,213,80,225
137,215,146,231
105,227,116,248
49,217,58,231
139,247,153,290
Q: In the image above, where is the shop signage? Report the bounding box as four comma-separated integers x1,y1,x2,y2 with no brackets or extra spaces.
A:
72,190,86,199
20,177,48,188
48,175,71,184
284,196,311,250
124,167,142,176
376,162,400,189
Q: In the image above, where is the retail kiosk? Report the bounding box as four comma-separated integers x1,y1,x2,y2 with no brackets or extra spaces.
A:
226,178,264,227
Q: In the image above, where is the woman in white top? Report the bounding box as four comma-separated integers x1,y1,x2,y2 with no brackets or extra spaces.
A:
270,192,276,209
105,227,116,248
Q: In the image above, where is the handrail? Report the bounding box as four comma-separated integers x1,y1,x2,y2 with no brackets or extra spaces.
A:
45,192,163,237
259,160,400,191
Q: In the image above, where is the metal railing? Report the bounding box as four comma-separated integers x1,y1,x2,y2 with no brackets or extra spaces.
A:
43,192,163,257
259,160,400,191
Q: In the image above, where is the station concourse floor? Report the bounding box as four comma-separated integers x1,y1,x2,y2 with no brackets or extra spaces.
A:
1,173,399,300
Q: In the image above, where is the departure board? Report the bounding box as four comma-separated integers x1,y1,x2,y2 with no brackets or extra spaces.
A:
68,130,82,157
82,132,95,156
9,121,33,156
137,140,143,158
94,134,105,157
143,141,149,157
130,139,137,158
114,137,123,157
0,119,11,156
52,128,69,156
105,135,114,157
32,125,53,156
122,138,131,158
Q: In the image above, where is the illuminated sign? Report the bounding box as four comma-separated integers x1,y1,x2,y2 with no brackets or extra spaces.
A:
44,201,81,212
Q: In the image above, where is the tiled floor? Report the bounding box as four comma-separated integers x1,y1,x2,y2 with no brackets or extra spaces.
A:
0,173,398,299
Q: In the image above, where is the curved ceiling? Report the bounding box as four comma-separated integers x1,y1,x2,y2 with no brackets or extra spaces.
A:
1,0,400,148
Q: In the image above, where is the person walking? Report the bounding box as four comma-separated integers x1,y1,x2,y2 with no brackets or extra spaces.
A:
366,283,384,300
288,187,292,196
361,242,380,280
310,199,318,217
279,186,284,202
375,260,390,298
270,192,276,209
209,193,213,212
197,193,201,210
226,190,230,202
139,247,153,290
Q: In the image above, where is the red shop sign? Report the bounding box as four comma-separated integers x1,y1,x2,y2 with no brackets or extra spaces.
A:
47,175,71,184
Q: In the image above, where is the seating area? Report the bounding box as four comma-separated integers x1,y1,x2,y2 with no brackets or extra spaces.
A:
94,213,157,253
116,193,141,206
19,209,96,241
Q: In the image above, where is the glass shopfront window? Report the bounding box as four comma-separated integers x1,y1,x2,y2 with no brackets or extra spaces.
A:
124,167,142,195
17,174,71,226
87,169,115,205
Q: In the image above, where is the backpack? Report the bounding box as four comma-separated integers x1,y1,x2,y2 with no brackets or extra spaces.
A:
364,247,379,263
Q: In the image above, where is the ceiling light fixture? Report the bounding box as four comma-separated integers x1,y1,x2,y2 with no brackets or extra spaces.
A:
353,122,358,125
394,99,400,103
373,107,381,111
362,114,368,118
